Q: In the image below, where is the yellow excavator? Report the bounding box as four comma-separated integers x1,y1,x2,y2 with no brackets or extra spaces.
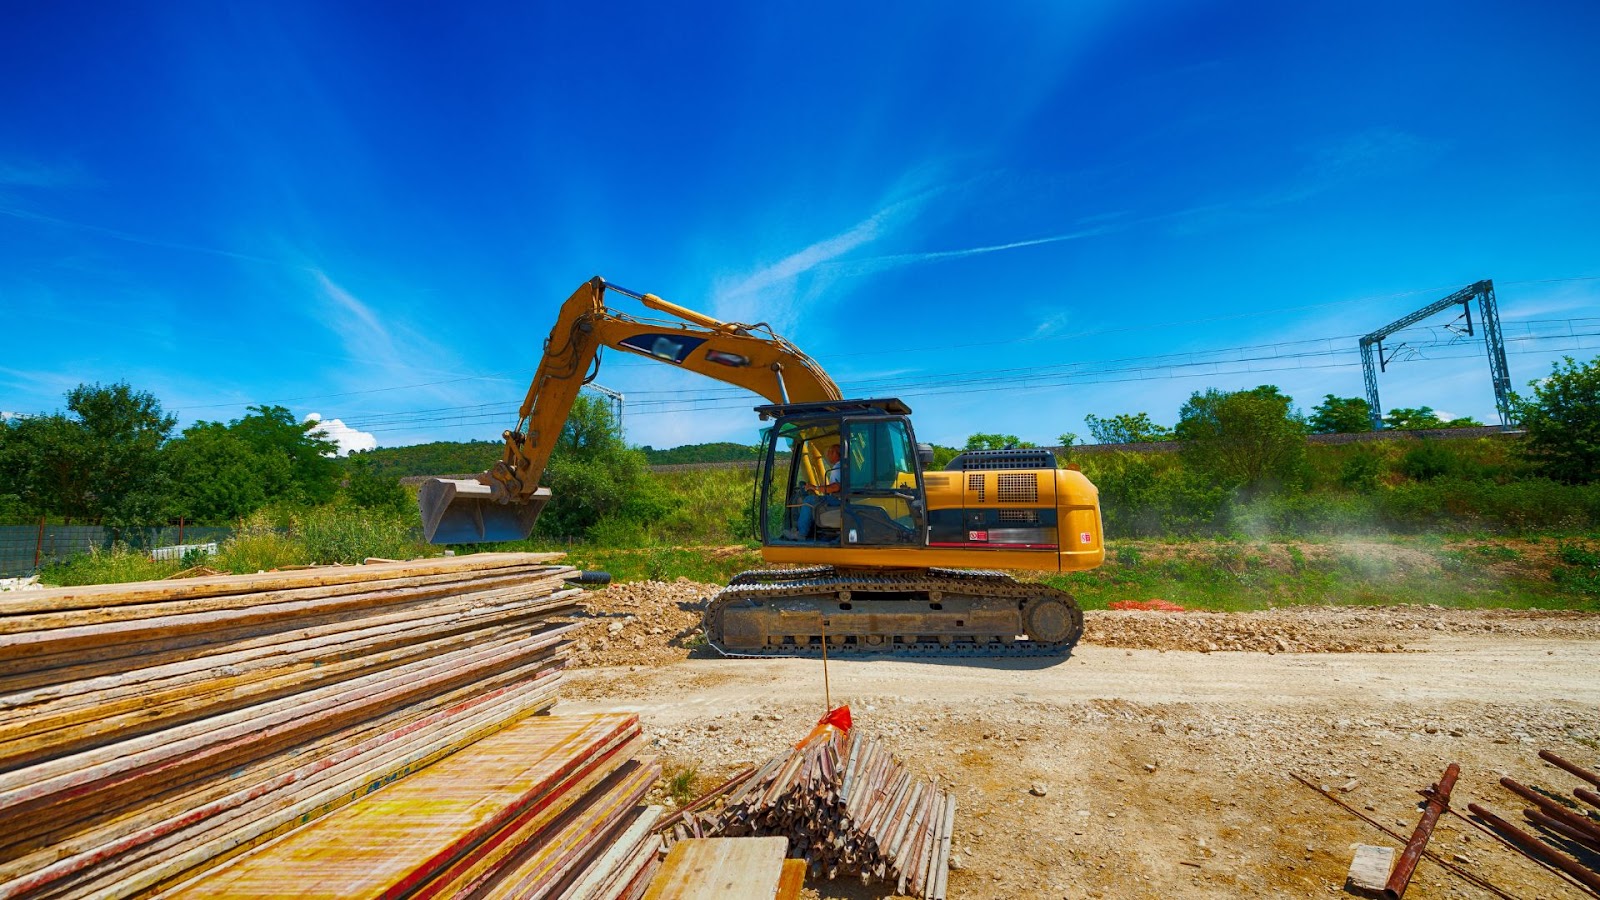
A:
420,277,1105,657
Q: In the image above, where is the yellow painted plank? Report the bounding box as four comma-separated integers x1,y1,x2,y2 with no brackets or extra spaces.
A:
642,837,789,900
162,713,638,899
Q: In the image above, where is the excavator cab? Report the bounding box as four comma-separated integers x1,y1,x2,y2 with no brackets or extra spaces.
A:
755,399,930,548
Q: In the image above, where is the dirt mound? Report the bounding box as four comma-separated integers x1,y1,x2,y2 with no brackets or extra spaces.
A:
566,578,717,668
1083,605,1600,653
1084,609,1397,653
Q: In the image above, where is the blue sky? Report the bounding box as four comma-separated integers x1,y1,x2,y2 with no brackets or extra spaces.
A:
3,1,1597,453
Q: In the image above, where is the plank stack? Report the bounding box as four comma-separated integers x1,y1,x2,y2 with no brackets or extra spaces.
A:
0,553,656,899
659,717,956,900
159,713,663,899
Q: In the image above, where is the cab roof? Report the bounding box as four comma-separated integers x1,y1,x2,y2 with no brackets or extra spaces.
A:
753,397,912,419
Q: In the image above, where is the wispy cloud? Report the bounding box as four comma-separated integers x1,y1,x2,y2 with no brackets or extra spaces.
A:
1031,311,1074,338
1310,128,1429,180
308,270,485,394
0,158,88,190
840,226,1113,275
0,204,302,268
708,189,937,328
1165,128,1436,237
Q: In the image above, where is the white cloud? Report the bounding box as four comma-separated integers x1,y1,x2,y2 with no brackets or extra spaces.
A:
0,412,15,421
305,412,377,455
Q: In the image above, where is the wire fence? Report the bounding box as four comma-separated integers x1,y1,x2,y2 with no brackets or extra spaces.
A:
0,524,236,578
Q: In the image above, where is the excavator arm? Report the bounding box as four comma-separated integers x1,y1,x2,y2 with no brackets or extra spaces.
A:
420,276,842,543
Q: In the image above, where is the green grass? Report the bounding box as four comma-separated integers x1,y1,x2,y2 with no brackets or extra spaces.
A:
664,765,699,806
37,544,184,586
1040,537,1600,612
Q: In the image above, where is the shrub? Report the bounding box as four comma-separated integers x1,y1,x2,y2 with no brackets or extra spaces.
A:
1514,355,1600,484
38,543,180,586
1553,543,1600,596
298,504,424,564
1175,385,1307,495
213,511,307,573
1397,440,1462,481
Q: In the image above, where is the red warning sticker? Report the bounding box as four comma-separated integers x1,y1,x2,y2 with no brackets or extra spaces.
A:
1080,532,1093,544
968,530,989,542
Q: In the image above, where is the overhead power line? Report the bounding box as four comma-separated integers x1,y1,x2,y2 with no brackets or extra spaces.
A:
349,328,1598,434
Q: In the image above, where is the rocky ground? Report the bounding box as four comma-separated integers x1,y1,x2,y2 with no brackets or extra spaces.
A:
564,577,1600,664
560,580,1600,899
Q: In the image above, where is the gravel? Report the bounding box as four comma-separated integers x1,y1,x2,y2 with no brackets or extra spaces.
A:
565,579,1600,668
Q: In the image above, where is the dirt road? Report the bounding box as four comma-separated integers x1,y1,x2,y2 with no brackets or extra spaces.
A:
563,621,1600,899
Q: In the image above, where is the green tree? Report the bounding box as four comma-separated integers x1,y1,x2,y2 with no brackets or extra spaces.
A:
964,433,1036,450
1175,385,1307,493
1513,355,1600,484
1307,395,1373,434
343,456,410,511
230,405,342,503
537,395,666,537
1082,412,1172,444
0,382,175,522
163,423,274,522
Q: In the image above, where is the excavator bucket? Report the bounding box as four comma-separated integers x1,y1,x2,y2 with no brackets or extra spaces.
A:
419,478,551,544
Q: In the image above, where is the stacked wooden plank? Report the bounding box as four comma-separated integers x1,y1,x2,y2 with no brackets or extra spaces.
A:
0,553,589,900
642,838,803,900
660,721,956,900
158,713,663,900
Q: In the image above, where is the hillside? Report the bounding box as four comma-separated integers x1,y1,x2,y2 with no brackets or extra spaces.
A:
350,440,502,478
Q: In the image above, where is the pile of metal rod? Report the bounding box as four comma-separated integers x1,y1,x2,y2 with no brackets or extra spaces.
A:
1468,749,1600,897
659,722,955,900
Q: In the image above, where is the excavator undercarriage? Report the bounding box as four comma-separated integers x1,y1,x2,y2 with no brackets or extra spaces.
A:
704,567,1085,658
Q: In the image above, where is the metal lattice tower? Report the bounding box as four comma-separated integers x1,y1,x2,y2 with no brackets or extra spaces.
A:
1358,280,1513,429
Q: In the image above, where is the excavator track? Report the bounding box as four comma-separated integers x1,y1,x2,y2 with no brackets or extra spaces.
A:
703,568,1084,658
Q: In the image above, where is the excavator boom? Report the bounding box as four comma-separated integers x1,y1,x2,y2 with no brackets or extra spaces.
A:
420,277,839,543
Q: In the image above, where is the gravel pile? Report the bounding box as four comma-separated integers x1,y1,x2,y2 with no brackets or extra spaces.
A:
566,578,717,668
1084,610,1393,653
1084,605,1600,653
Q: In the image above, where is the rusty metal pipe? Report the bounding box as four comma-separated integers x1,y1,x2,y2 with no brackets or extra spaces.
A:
1578,787,1600,812
1384,762,1460,900
1524,808,1600,854
1469,802,1600,896
1500,777,1600,843
1541,750,1600,788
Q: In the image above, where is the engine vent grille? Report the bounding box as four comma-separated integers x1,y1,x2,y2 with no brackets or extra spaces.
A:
997,509,1040,524
997,473,1038,503
967,473,985,501
944,448,1058,471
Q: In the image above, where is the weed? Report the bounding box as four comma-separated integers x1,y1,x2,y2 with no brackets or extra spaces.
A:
664,765,698,806
38,543,181,586
1553,542,1600,597
298,505,426,564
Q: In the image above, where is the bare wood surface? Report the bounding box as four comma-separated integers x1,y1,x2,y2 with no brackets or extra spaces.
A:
0,553,567,614
643,837,789,900
0,564,566,635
